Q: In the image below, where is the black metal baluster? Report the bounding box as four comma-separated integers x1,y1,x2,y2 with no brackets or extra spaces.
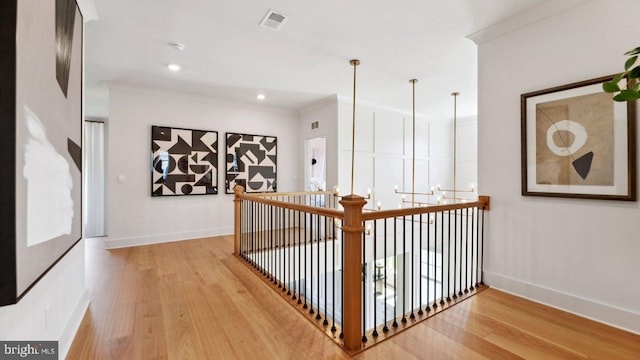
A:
383,218,389,333
284,207,288,291
418,213,423,316
449,209,454,302
470,207,478,290
310,213,315,315
259,203,263,273
243,200,246,258
372,219,379,337
269,204,273,279
324,216,328,326
447,210,462,301
331,216,337,333
480,208,485,285
473,207,478,289
425,213,431,313
252,201,256,267
340,219,344,340
401,216,407,324
432,212,438,310
239,199,243,258
288,208,292,296
296,210,301,303
456,209,462,297
273,205,277,283
280,206,284,290
278,207,283,288
410,214,415,319
316,214,321,320
440,210,445,306
362,226,367,343
263,203,267,274
256,203,264,274
465,207,470,293
393,217,398,327
303,212,308,309
459,207,463,294
256,202,260,269
266,205,275,282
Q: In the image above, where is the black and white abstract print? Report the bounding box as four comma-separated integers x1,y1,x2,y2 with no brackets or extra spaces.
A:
225,132,277,193
152,126,218,196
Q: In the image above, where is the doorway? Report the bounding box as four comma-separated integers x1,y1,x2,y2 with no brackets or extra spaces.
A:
306,137,326,191
83,120,106,237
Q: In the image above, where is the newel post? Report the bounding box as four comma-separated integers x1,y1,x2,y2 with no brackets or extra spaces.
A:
339,194,367,351
233,185,244,256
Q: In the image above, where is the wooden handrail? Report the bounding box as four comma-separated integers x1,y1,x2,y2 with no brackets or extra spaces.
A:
244,190,339,197
237,192,344,219
361,197,490,221
233,190,490,352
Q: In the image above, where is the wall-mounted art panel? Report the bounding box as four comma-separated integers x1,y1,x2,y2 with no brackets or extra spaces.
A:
225,132,277,193
151,126,218,196
1,0,83,306
521,75,636,200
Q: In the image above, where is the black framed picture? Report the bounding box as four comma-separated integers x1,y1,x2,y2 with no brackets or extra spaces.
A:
151,126,219,196
521,75,636,201
225,132,277,193
1,0,84,306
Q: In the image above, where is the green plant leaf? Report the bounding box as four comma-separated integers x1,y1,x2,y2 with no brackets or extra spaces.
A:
613,93,627,102
614,89,640,102
625,47,640,56
627,89,640,99
612,72,625,84
603,81,620,93
626,56,638,71
629,66,640,79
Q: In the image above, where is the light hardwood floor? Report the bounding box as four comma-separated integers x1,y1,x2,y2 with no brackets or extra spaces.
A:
67,236,640,359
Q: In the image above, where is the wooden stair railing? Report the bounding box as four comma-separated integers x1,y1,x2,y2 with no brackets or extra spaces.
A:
233,185,490,353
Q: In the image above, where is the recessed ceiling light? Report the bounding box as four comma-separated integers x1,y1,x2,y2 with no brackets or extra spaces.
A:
257,94,266,100
167,64,181,71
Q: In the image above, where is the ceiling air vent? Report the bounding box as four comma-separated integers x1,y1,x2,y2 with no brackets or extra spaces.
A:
260,9,289,31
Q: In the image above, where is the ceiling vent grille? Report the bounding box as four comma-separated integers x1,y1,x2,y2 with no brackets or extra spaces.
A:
260,9,289,31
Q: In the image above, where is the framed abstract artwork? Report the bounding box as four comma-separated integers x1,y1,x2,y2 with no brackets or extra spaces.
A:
225,132,277,193
521,75,636,200
151,126,218,196
0,0,83,305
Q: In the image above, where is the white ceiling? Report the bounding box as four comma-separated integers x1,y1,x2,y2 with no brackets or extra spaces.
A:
85,0,551,119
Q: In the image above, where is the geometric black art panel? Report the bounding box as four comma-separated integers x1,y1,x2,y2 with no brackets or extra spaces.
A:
225,132,277,194
1,0,83,305
151,126,218,196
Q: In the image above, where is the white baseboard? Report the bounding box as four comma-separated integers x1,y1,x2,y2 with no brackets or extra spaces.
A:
484,270,640,335
105,228,234,249
59,291,90,359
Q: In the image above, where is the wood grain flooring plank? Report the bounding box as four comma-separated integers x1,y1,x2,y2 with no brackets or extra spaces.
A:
66,237,640,360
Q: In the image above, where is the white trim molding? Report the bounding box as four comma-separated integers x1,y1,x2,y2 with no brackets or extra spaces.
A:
485,270,640,335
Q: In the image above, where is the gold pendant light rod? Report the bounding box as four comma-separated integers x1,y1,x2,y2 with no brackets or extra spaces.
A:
453,92,458,201
349,59,360,195
438,92,475,201
410,79,418,206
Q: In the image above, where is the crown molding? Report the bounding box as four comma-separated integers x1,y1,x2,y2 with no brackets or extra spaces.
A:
467,0,591,45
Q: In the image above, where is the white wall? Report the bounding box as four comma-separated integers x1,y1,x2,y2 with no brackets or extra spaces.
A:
476,0,640,333
0,241,89,359
336,97,477,209
106,84,300,248
298,95,339,191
